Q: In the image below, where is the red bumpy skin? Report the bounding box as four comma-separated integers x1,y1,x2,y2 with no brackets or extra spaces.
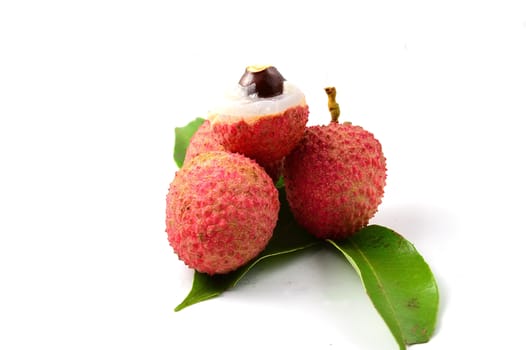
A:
166,151,279,275
210,105,309,166
185,119,286,182
184,120,225,164
284,123,387,240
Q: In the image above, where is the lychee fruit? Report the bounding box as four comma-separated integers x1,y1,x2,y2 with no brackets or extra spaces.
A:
166,151,279,275
283,87,387,240
184,120,225,164
184,119,283,182
207,65,309,168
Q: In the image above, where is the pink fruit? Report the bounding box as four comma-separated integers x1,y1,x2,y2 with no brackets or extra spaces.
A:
184,120,224,164
184,119,284,181
284,87,387,239
166,151,279,275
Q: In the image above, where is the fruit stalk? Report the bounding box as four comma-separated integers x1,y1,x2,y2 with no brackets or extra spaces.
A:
324,86,340,123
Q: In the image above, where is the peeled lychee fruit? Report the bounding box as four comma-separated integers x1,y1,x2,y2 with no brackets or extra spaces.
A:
284,87,387,240
166,151,279,275
208,65,309,167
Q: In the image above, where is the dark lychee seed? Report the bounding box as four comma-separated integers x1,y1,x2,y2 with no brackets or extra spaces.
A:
239,65,285,98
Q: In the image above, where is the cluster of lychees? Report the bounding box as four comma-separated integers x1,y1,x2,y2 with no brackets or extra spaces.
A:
166,66,387,275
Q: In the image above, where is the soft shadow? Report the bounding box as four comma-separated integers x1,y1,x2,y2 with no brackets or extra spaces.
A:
371,203,458,250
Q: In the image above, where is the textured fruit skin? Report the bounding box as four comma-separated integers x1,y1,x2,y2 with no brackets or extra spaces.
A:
166,151,279,275
211,105,309,166
284,122,387,239
185,120,284,181
184,120,225,164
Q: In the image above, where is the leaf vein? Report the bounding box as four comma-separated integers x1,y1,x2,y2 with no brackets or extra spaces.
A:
348,238,407,349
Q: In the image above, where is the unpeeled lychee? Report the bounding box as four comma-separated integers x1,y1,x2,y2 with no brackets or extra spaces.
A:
166,151,279,275
208,65,309,167
184,120,225,164
184,119,283,181
284,87,387,240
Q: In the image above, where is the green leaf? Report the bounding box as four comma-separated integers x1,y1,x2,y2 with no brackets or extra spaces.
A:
175,188,321,311
327,225,439,350
274,175,285,189
173,118,205,168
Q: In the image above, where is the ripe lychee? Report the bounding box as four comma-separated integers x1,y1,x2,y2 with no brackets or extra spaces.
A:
166,151,279,275
283,87,387,240
184,119,283,181
184,120,225,164
208,65,309,168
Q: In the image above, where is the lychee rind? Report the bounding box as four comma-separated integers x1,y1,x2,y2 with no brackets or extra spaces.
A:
184,120,225,164
185,119,284,182
210,104,309,166
284,123,387,240
166,151,279,275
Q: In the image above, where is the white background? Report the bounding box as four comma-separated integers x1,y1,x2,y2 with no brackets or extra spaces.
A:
1,1,525,349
